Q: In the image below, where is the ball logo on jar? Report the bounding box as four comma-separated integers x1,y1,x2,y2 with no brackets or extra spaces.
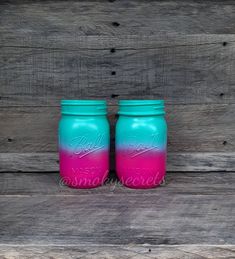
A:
125,133,159,158
69,133,105,158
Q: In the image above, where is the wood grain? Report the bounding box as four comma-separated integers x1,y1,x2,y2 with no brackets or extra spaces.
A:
0,172,234,257
0,245,234,259
1,0,235,37
0,173,234,246
0,195,232,245
1,172,235,195
0,35,235,105
0,172,234,256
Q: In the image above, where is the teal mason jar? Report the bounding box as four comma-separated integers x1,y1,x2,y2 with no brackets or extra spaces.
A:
116,100,167,189
59,100,110,188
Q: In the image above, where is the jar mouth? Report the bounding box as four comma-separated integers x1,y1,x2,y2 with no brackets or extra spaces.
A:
118,100,165,116
61,100,107,115
61,100,106,106
119,100,164,106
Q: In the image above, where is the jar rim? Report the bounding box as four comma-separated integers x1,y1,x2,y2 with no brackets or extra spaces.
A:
61,100,106,106
118,100,165,116
61,100,107,115
119,100,164,106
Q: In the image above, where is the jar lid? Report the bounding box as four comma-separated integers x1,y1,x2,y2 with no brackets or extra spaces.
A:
61,100,107,115
118,100,165,116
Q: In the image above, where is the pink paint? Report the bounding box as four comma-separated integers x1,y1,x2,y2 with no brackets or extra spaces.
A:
59,149,109,188
116,149,166,189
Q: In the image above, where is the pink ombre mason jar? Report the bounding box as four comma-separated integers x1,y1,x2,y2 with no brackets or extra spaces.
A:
59,100,110,188
115,100,167,189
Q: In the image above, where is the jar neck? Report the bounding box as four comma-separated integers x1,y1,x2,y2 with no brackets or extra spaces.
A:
118,100,165,116
61,100,107,116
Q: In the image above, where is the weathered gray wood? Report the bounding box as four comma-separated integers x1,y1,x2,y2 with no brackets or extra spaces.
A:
0,153,58,172
0,104,234,152
0,173,234,256
0,195,232,245
1,35,235,105
0,173,234,246
0,152,235,172
1,0,235,38
0,172,235,195
168,152,235,172
2,33,235,50
0,245,234,259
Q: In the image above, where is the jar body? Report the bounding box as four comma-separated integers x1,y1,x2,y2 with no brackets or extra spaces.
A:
116,115,167,189
59,115,110,188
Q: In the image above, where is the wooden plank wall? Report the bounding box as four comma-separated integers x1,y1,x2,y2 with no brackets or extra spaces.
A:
0,0,234,172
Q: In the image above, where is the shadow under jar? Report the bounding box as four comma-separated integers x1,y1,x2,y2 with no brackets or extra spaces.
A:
59,100,110,188
115,100,167,189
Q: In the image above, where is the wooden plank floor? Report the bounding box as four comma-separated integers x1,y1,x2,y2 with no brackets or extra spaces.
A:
0,172,234,258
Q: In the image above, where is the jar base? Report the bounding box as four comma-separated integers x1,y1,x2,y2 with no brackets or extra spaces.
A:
60,176,107,189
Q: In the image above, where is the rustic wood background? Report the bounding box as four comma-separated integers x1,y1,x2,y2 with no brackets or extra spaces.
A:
0,0,235,172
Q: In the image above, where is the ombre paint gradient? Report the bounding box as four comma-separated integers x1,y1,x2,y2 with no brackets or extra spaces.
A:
116,118,167,189
59,124,109,188
60,148,109,188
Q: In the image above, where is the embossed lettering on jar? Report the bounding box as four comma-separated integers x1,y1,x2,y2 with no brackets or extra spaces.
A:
59,100,110,188
116,100,167,189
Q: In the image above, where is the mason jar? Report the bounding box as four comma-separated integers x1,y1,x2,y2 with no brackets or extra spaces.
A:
115,100,167,189
59,100,110,188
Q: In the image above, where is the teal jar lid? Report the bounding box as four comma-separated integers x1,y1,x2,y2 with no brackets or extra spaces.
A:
61,100,107,115
118,100,165,116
